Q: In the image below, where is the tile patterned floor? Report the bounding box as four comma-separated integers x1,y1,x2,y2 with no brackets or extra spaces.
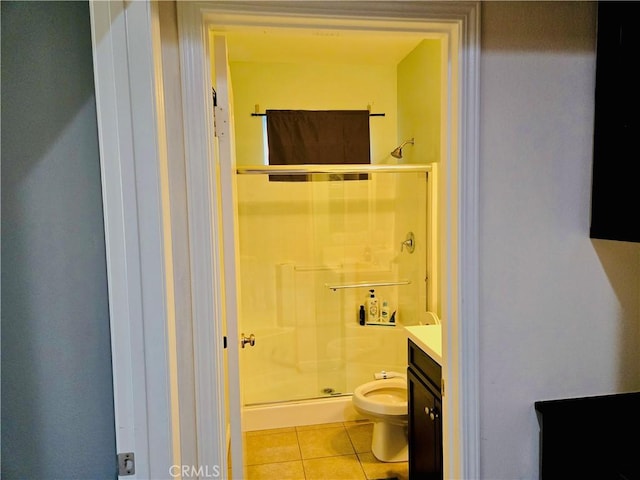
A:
243,421,408,480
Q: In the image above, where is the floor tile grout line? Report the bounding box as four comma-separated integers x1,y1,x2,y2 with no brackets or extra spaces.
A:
343,421,361,457
294,426,308,479
301,452,363,461
245,459,305,467
322,422,365,478
339,430,371,480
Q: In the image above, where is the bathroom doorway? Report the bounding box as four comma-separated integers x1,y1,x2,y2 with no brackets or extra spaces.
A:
177,3,480,478
210,18,443,477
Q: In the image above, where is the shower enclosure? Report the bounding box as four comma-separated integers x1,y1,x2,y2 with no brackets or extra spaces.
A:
235,164,433,407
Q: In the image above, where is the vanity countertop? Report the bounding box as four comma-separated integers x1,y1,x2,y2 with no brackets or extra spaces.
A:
404,324,442,366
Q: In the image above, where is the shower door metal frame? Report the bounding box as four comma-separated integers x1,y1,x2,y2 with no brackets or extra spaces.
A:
175,2,481,479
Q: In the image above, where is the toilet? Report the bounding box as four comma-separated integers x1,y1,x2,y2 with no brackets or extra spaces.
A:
352,375,408,462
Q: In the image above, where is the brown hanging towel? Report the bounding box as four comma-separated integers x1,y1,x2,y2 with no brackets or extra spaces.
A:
266,109,371,181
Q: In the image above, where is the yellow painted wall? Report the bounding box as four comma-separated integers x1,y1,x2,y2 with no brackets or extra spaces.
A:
397,40,442,164
229,61,398,166
393,40,442,321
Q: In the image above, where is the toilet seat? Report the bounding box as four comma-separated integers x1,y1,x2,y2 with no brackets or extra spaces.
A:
352,377,407,417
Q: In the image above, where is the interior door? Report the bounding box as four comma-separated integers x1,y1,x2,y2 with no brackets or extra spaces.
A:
212,34,246,479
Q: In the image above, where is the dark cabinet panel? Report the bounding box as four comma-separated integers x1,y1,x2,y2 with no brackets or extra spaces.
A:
590,1,640,242
408,340,443,480
408,370,442,479
535,392,640,479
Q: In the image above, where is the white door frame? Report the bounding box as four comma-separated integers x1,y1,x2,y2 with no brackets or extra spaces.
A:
177,2,480,479
91,1,479,478
90,2,183,477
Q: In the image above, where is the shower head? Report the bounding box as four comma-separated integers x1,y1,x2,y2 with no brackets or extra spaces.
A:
390,138,415,159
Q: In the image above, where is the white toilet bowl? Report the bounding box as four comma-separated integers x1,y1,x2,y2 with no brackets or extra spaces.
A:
352,376,408,462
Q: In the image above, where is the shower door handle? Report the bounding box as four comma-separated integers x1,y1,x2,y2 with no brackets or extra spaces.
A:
240,333,256,348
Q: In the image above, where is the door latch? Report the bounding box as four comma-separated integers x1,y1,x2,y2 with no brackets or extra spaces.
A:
118,452,135,476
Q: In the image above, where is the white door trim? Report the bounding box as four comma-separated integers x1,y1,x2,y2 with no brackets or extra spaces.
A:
176,2,480,479
90,2,179,477
175,4,230,476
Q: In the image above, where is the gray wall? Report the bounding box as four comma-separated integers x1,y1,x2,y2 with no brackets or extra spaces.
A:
479,2,640,478
1,2,117,478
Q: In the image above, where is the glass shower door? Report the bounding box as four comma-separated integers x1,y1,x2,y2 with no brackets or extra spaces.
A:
235,167,431,406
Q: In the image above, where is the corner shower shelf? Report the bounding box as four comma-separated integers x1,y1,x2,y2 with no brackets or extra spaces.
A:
325,280,411,291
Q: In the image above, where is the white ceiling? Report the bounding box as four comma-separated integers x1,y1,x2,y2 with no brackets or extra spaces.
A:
223,29,433,65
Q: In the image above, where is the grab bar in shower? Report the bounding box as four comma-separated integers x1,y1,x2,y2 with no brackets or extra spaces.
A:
294,264,342,272
325,280,411,291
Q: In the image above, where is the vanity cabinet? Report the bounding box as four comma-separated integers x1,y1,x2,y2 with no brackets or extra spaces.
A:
408,339,443,480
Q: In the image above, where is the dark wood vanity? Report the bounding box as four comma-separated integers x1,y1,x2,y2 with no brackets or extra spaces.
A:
407,339,443,479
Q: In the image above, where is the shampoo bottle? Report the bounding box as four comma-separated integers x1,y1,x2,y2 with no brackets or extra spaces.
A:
380,301,390,322
366,289,378,323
